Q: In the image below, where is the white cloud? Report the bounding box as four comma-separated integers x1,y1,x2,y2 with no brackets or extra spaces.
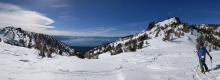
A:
0,2,119,37
0,2,54,32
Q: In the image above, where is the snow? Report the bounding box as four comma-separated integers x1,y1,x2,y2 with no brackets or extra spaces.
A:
217,27,220,32
155,17,178,27
0,34,220,80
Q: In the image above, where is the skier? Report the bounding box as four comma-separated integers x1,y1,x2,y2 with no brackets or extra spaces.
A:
196,42,212,74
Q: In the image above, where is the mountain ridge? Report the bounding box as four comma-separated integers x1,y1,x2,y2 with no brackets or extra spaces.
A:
0,27,81,58
84,17,220,59
0,17,219,59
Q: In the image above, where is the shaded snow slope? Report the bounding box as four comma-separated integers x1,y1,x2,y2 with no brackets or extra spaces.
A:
1,34,220,80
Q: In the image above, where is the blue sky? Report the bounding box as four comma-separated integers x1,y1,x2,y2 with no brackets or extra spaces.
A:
0,0,220,37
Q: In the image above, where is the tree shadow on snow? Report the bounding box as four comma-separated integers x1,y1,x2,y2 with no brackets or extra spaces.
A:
213,64,220,70
169,40,182,43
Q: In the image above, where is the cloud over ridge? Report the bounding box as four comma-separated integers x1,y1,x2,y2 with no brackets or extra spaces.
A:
0,2,120,37
0,2,56,33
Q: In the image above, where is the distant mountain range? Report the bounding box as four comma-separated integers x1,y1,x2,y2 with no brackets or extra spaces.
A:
53,36,118,47
53,36,118,56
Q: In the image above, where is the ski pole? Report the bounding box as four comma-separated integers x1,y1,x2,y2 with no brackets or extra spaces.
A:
211,58,212,71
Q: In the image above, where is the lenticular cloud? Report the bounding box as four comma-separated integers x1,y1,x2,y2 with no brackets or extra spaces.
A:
0,2,113,36
0,2,55,34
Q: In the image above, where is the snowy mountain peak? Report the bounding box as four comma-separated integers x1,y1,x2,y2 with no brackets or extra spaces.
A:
146,17,185,40
85,17,220,59
155,17,181,27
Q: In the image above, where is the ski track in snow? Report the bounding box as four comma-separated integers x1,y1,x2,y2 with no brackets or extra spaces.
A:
0,35,220,80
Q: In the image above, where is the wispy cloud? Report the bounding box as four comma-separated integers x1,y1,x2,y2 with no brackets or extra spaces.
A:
0,2,121,37
50,4,69,8
95,27,116,32
58,15,71,19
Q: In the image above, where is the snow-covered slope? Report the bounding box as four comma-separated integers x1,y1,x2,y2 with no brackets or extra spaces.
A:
0,17,220,80
1,34,220,80
0,27,79,58
85,17,220,59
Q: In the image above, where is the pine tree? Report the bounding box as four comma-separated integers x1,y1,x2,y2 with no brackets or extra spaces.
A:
147,21,155,31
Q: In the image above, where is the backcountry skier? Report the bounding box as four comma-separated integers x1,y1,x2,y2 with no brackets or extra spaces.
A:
196,42,212,74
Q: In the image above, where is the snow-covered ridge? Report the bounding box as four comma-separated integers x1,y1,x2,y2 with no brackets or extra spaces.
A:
85,17,220,59
155,17,181,27
0,27,79,58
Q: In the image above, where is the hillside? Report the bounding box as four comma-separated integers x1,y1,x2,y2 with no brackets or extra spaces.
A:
84,17,220,59
0,17,220,80
0,34,220,80
0,27,80,58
